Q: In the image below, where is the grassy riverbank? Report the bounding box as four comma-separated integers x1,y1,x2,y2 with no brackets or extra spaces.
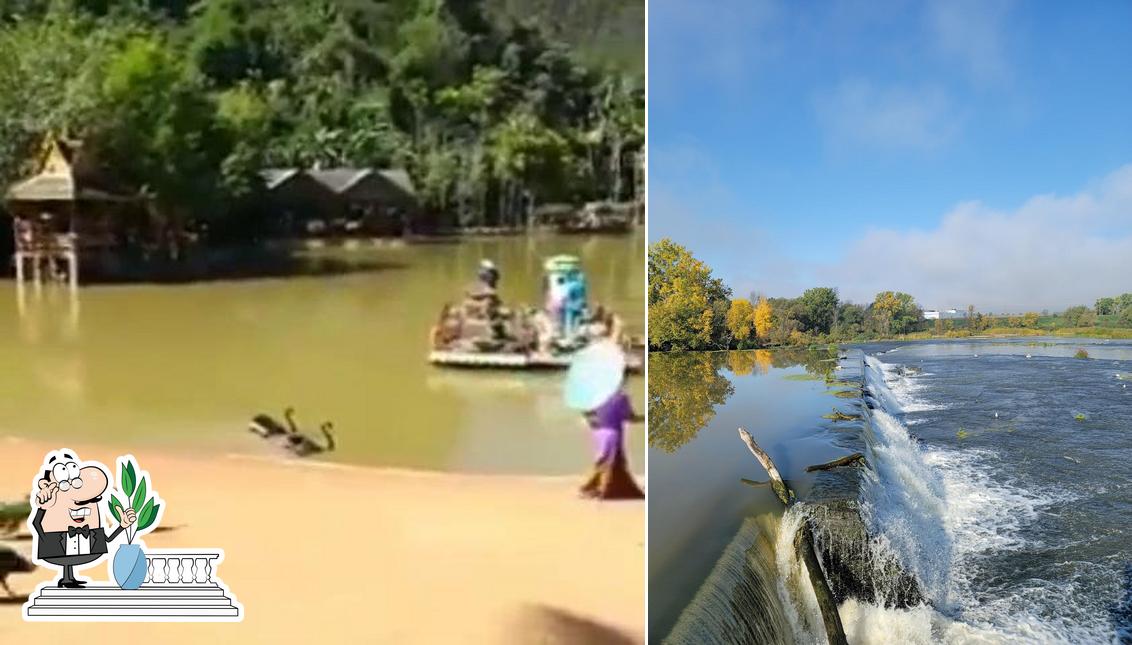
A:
890,326,1132,341
649,325,1132,353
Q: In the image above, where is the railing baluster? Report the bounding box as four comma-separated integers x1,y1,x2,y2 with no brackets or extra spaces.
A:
152,557,166,584
136,552,224,585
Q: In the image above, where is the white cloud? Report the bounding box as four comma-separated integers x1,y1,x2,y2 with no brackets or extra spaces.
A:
825,165,1132,312
816,79,963,150
927,0,1013,85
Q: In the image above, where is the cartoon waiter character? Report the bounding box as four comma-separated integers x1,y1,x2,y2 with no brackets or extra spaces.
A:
30,450,136,588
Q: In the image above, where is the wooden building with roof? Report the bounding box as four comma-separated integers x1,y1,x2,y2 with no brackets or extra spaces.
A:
259,167,419,238
5,137,143,287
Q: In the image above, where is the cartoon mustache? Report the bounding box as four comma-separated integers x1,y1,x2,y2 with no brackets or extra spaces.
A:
73,494,102,506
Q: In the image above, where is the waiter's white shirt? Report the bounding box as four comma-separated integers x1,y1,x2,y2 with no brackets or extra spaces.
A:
65,531,91,556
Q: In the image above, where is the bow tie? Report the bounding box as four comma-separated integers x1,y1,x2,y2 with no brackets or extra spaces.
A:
67,525,90,538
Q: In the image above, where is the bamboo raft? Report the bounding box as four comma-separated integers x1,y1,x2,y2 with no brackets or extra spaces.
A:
428,344,645,372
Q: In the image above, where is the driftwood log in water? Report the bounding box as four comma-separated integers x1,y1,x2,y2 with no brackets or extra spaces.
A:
823,409,861,422
737,427,849,645
737,428,793,505
805,453,866,472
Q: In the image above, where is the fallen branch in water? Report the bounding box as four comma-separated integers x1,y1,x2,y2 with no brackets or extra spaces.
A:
737,427,849,645
823,409,861,422
737,427,792,505
805,453,866,472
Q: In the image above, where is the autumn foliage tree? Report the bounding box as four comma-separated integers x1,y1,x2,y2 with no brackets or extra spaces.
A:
648,238,731,350
726,298,756,346
754,297,774,343
870,291,922,336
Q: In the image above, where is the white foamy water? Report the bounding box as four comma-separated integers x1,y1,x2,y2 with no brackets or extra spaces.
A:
855,355,1097,643
866,356,947,412
775,505,826,644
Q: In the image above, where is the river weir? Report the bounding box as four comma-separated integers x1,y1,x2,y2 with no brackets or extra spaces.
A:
650,340,1132,643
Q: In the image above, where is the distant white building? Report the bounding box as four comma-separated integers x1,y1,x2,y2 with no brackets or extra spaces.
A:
923,308,964,320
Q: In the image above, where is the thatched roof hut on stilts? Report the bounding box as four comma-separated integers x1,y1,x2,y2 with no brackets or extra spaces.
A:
5,136,140,289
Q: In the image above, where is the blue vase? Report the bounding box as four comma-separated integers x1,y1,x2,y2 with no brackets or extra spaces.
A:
113,544,147,589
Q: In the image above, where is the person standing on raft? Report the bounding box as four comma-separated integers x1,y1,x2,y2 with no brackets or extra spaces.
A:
477,259,499,292
564,341,644,500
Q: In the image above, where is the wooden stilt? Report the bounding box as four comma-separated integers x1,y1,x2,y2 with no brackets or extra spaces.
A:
66,287,79,339
16,279,27,319
68,250,78,290
14,251,24,284
32,254,42,292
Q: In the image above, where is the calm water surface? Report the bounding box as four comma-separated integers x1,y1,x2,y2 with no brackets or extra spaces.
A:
649,348,855,642
0,232,644,475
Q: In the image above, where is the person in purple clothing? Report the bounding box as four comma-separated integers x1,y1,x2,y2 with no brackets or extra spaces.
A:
578,381,645,499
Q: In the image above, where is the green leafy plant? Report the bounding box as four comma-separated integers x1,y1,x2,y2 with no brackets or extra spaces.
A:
1074,413,1086,421
107,459,161,544
956,428,969,439
1074,348,1089,359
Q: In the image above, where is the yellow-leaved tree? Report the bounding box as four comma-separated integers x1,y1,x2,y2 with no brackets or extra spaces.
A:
648,239,732,350
726,298,756,342
754,297,774,342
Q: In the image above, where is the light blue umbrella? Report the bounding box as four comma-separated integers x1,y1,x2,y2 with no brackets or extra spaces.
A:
564,340,626,411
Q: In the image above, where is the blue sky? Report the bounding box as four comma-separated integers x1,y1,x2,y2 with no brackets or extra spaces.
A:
648,0,1132,312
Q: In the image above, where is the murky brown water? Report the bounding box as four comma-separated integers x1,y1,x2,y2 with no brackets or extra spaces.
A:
0,232,644,475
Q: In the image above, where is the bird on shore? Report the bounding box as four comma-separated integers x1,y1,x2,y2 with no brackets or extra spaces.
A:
284,422,336,457
249,407,298,438
0,545,35,598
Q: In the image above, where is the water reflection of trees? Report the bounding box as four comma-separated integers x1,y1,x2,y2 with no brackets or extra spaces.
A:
649,347,842,453
724,347,838,380
770,347,839,381
726,349,773,376
648,352,734,452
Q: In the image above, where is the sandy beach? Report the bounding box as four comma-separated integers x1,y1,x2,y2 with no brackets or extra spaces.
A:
0,437,644,643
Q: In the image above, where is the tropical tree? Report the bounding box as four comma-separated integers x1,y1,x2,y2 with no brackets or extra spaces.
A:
93,35,235,250
0,0,644,242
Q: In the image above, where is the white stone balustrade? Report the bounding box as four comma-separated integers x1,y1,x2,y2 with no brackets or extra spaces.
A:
143,551,223,586
24,548,241,620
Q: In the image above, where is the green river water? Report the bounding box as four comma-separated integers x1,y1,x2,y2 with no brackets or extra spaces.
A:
0,232,644,475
